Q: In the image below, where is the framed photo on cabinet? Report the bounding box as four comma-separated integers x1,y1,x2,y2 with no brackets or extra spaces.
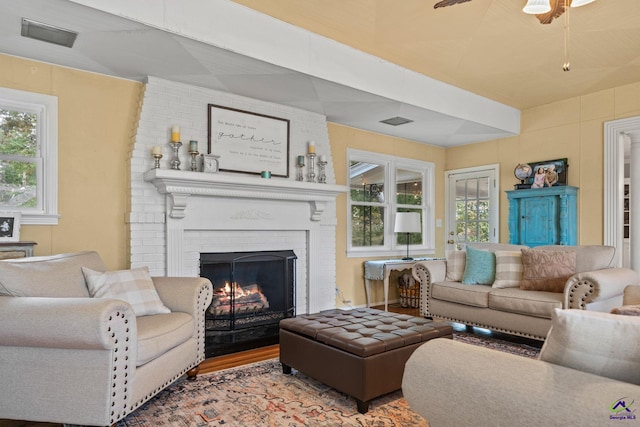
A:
526,158,568,189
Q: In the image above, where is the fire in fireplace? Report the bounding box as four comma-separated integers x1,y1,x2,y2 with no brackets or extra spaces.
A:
200,250,296,357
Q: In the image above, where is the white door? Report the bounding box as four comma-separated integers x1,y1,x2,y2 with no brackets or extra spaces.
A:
446,165,499,249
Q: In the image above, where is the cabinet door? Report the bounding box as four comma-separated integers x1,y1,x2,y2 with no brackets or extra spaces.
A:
520,196,557,246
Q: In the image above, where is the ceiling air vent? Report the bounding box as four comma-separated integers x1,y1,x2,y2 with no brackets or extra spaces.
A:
379,116,414,126
21,18,78,48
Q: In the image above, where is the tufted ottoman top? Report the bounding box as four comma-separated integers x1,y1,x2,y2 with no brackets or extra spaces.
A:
279,308,453,358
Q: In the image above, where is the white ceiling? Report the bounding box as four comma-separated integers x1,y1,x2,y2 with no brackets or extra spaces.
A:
0,0,638,148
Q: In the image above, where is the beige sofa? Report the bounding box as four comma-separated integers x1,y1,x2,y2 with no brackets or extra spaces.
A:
412,244,639,340
0,251,213,426
403,285,640,427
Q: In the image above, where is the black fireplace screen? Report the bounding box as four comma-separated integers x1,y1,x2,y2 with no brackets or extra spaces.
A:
200,250,296,357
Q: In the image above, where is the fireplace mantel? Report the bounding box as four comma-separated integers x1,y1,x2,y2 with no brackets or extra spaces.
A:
143,169,347,220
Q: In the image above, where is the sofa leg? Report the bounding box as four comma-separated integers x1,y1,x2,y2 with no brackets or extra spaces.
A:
282,363,292,374
187,365,200,381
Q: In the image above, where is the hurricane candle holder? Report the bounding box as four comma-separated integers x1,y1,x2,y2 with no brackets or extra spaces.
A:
307,153,316,182
318,159,327,184
296,155,305,181
189,150,199,171
170,141,182,170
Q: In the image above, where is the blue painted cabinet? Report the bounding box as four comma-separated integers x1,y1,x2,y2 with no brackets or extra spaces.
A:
507,186,578,247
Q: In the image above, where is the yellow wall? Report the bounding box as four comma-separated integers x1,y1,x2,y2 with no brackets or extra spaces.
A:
0,54,142,269
446,82,640,247
3,53,640,307
329,123,446,307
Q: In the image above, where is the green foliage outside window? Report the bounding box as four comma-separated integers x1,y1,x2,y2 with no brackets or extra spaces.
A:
0,109,38,207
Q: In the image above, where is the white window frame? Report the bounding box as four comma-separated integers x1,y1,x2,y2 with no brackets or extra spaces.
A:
347,148,435,258
0,87,58,225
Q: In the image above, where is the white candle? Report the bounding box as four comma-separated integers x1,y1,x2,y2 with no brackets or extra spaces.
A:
151,146,162,156
308,141,316,154
171,125,180,142
189,140,198,152
319,155,327,162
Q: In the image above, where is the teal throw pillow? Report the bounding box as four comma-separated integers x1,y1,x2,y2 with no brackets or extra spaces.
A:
461,246,496,285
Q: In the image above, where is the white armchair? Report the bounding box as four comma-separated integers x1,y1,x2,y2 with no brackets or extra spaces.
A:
0,251,213,426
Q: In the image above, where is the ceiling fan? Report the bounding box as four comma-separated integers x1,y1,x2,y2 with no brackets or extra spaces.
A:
434,0,596,24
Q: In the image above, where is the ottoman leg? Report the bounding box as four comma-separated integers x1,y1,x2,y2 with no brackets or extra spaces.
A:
282,363,292,374
356,399,370,414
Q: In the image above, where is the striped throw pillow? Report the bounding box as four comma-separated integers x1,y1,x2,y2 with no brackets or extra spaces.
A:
82,266,170,316
492,250,524,288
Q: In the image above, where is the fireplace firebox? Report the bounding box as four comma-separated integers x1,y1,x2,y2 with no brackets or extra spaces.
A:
200,250,296,357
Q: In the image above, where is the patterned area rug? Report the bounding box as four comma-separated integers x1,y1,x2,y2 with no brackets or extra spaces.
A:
117,332,541,427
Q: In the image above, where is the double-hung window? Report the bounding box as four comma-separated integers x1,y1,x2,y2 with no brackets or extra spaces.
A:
0,87,58,224
347,149,434,257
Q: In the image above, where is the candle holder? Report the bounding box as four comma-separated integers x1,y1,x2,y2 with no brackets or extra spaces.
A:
189,151,199,172
152,153,163,169
307,153,316,182
318,159,327,184
169,141,182,170
296,155,305,181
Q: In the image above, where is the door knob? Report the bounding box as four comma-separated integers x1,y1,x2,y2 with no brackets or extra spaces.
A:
447,239,454,244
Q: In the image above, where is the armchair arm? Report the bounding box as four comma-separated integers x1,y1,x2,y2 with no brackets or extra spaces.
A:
0,296,136,425
152,277,213,363
0,296,135,349
564,268,640,309
403,338,639,427
152,276,213,316
412,260,446,317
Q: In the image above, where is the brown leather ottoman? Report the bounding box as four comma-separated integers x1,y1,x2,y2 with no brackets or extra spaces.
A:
279,307,453,413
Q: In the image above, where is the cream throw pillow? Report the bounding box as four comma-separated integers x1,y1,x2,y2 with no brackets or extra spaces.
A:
492,250,523,288
82,266,170,316
445,250,466,281
540,309,640,385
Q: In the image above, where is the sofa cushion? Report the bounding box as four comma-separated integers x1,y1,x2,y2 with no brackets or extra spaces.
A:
461,246,495,285
489,288,562,319
82,266,171,316
492,250,523,289
533,245,615,273
0,251,106,298
540,309,640,385
432,281,491,308
136,312,194,366
520,248,576,292
445,250,466,281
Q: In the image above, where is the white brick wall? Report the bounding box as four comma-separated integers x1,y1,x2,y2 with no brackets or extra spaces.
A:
129,77,338,313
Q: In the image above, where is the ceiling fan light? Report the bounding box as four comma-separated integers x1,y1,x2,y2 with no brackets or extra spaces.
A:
571,0,596,7
523,0,552,14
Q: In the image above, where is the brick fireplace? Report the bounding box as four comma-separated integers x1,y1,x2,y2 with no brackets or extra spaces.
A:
128,77,346,317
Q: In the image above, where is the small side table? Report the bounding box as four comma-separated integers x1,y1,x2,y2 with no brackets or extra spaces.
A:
364,258,437,311
0,241,37,260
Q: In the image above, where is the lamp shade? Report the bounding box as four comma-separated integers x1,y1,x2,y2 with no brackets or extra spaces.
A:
522,0,551,14
571,0,596,7
394,212,421,233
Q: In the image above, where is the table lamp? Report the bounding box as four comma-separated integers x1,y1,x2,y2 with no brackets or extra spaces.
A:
394,212,421,260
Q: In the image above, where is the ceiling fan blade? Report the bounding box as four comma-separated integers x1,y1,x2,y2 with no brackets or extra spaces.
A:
434,0,473,9
535,0,568,24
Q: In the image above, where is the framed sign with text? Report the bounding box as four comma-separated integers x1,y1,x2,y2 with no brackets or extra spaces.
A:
207,104,290,177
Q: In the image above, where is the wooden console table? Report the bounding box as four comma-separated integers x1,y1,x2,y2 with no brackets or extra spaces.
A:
364,258,437,311
0,241,37,260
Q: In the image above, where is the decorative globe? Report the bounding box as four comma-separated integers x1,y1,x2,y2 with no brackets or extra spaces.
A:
514,163,532,184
